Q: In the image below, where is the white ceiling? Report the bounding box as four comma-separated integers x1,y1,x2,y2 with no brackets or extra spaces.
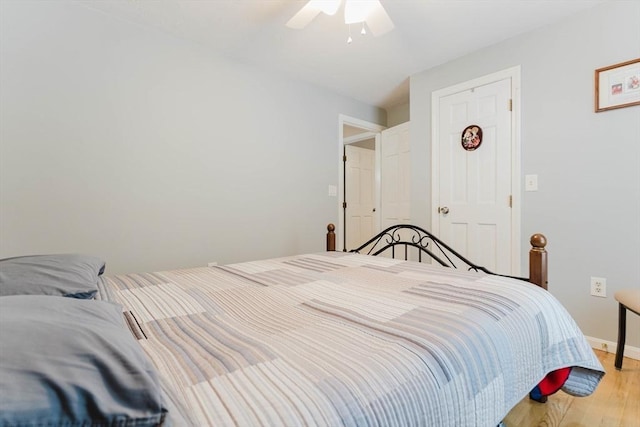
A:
82,0,606,110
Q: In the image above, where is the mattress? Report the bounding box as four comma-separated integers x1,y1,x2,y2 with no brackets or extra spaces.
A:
97,251,604,426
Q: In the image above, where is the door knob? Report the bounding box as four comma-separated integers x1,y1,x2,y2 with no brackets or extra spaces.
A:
438,206,450,214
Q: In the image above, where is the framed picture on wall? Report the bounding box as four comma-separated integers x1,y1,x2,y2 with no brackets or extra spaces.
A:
595,58,640,112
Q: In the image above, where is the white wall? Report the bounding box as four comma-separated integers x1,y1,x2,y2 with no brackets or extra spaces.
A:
0,1,385,274
410,1,640,346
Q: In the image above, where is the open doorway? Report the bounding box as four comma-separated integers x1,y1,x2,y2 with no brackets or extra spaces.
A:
344,131,376,251
337,115,385,252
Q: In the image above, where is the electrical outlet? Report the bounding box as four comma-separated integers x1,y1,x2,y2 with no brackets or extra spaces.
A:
590,276,606,297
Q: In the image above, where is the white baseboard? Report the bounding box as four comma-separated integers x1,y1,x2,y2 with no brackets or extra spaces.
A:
585,336,640,361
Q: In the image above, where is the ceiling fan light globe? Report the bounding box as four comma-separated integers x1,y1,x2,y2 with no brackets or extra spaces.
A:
344,0,377,24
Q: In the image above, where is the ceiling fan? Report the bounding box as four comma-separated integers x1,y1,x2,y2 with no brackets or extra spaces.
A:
286,0,394,37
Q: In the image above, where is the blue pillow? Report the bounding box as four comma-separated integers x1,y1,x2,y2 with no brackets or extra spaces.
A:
0,295,168,426
0,254,105,299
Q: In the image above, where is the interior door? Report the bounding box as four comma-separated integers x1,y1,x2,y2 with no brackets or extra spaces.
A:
436,78,513,274
381,122,411,229
345,143,376,250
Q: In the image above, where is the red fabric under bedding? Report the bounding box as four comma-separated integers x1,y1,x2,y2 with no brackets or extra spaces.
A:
531,367,572,400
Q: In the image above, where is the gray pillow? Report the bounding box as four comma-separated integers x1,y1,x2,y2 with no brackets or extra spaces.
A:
0,254,105,299
0,295,168,426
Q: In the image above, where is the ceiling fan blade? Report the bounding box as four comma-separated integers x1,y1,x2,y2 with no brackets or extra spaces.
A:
365,1,394,36
286,2,323,29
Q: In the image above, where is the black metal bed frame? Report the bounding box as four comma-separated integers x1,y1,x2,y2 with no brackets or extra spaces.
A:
349,224,528,282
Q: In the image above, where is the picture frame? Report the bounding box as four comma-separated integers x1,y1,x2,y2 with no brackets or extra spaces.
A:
595,58,640,112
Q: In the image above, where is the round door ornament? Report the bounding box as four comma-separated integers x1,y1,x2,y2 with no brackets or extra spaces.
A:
461,125,482,151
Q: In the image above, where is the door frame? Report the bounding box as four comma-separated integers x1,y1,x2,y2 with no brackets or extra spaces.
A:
338,114,385,252
430,66,522,275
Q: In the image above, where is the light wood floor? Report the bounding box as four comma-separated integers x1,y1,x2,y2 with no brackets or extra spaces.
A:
504,350,639,427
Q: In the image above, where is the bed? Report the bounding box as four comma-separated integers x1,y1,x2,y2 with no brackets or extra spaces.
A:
0,225,605,426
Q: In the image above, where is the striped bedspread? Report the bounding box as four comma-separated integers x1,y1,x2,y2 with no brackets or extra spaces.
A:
97,252,604,426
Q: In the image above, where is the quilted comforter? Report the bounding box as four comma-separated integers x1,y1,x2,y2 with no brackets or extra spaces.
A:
97,252,604,426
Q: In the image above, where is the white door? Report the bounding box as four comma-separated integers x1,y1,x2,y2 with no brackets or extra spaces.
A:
381,122,411,229
337,115,385,253
345,144,376,250
434,78,514,274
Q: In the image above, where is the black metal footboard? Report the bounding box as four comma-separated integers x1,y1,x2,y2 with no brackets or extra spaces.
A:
349,224,493,272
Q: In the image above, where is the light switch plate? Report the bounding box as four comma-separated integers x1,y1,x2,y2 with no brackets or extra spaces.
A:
328,185,337,197
525,174,538,191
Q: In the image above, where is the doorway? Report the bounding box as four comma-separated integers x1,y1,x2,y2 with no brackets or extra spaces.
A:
431,67,521,275
345,138,376,251
338,115,385,252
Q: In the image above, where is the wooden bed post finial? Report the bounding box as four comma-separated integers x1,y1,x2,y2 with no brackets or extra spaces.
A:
327,223,336,252
529,233,548,290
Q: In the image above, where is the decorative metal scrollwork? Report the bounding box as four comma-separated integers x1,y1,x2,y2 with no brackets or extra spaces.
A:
350,224,490,274
349,224,529,283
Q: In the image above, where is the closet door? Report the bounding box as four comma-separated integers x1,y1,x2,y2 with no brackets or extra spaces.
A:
435,78,513,274
381,122,411,229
